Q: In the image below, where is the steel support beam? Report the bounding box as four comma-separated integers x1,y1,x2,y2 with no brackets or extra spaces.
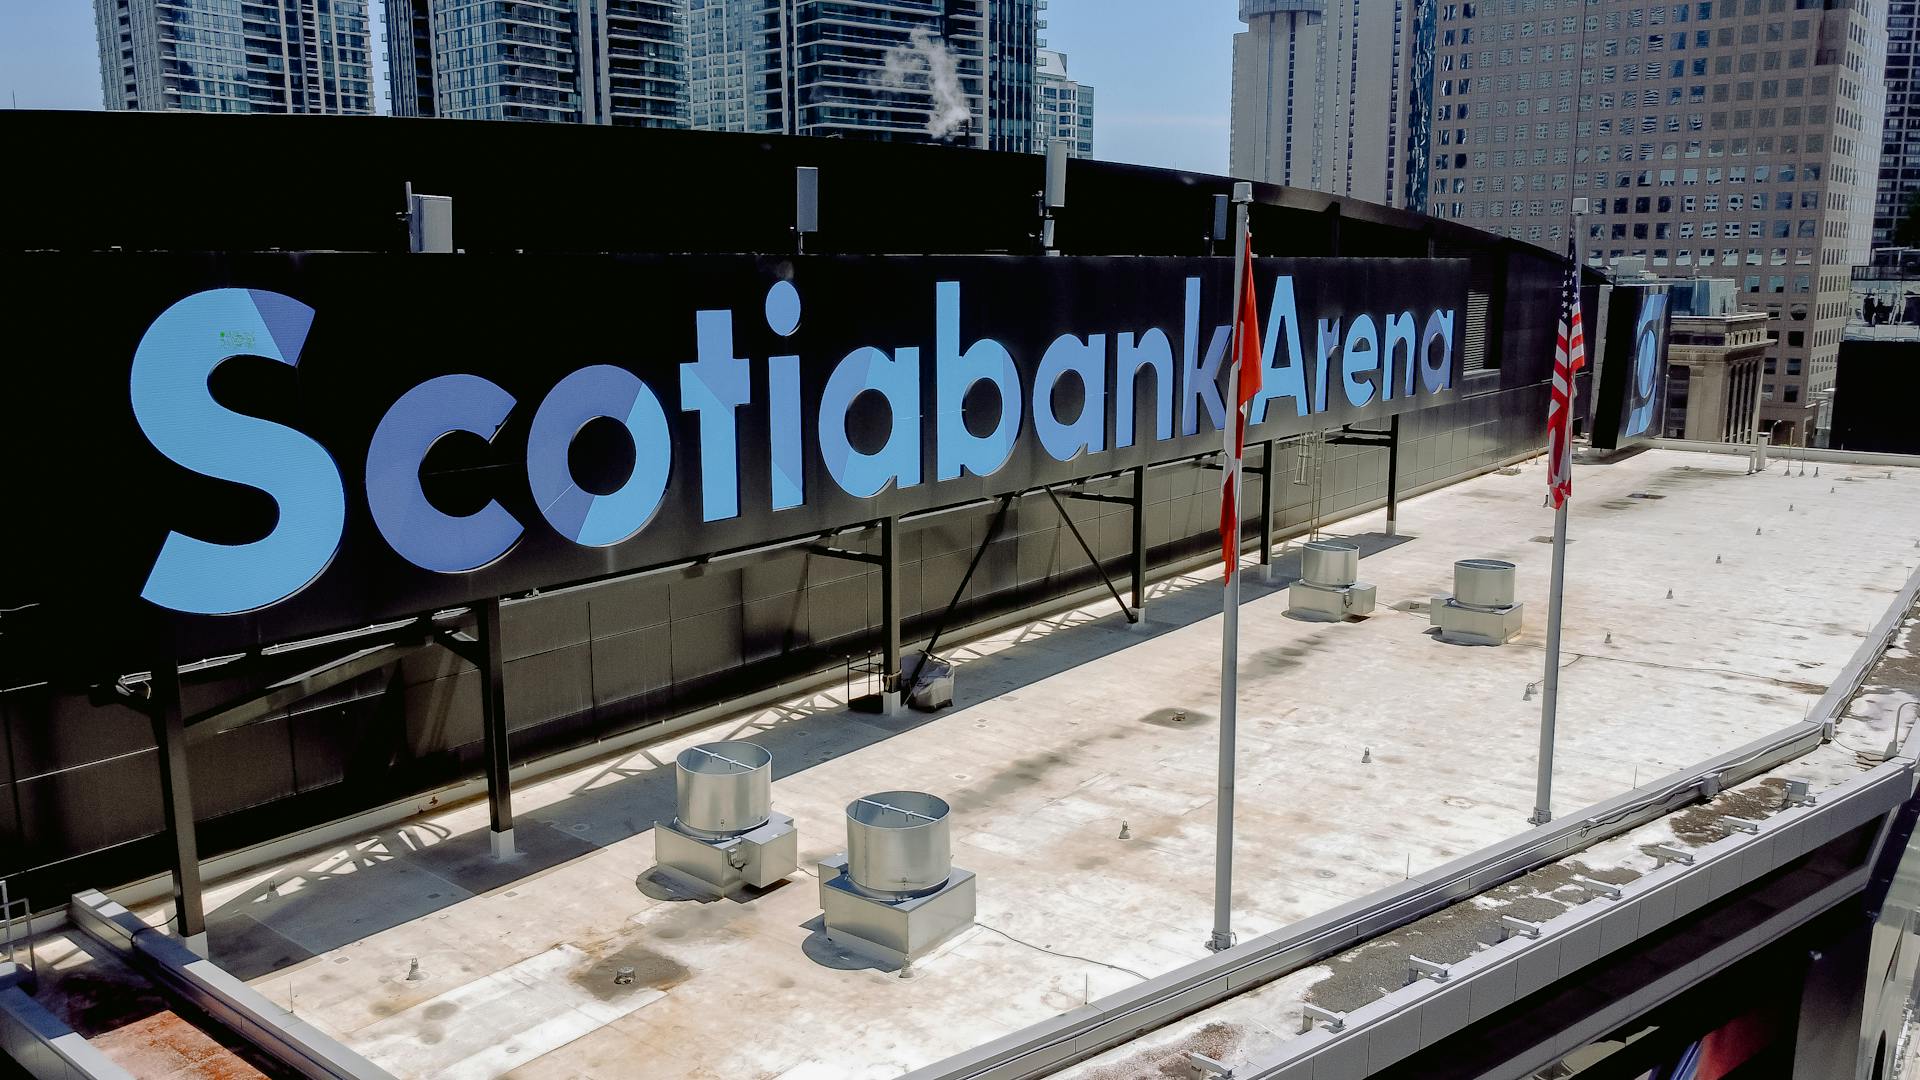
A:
147,646,205,949
1258,440,1276,569
1060,491,1132,506
808,545,884,566
911,496,1016,691
1130,466,1148,614
880,517,901,696
1044,486,1137,623
185,631,431,744
476,597,514,858
1387,415,1402,536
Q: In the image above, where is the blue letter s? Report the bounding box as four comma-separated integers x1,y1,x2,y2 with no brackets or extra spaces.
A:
130,289,345,614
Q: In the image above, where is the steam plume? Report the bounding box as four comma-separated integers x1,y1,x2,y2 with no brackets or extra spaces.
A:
880,27,972,139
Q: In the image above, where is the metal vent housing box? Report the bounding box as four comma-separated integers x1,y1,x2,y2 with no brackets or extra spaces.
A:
1453,559,1518,610
676,741,772,839
1301,540,1360,588
846,791,952,899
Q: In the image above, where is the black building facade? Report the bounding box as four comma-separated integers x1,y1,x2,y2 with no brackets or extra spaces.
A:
0,112,1595,914
1832,338,1920,454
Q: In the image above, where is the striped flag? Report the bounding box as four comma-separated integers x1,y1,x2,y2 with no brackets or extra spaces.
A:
1547,244,1586,509
1220,234,1264,582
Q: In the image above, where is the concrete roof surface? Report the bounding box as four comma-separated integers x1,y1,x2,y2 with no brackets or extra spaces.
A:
129,448,1920,1079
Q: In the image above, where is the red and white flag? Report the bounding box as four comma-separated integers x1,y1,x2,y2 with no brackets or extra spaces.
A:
1547,246,1586,509
1220,235,1264,581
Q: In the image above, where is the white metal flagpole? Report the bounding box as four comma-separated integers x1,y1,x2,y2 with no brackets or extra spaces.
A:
1531,497,1570,825
1532,204,1586,826
1209,182,1253,953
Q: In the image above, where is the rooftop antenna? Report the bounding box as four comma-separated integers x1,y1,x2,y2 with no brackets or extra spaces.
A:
400,181,453,254
1040,139,1069,255
795,166,819,254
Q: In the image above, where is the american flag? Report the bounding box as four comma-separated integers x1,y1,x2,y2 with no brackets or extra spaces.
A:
1219,234,1264,582
1547,244,1586,509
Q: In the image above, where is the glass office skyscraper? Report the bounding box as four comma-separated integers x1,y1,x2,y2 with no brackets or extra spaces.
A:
987,0,1038,152
95,0,374,114
1423,0,1886,446
1873,0,1920,244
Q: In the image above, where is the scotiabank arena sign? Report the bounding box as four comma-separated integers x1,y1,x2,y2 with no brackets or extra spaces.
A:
0,254,1465,669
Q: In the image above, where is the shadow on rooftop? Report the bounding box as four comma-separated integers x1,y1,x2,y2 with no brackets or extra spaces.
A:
202,531,1416,982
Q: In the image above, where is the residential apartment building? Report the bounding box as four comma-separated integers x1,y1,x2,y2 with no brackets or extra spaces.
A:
1872,0,1920,242
1424,0,1886,446
385,0,434,117
688,0,758,131
685,0,991,145
95,0,374,114
1229,0,1434,210
1035,48,1093,158
384,0,685,126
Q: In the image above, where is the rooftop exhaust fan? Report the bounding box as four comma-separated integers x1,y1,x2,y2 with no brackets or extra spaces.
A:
651,741,798,898
817,790,976,968
1286,540,1377,620
1433,559,1525,645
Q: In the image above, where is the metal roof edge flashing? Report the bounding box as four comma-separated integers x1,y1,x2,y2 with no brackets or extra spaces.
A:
902,561,1920,1080
1234,753,1918,1078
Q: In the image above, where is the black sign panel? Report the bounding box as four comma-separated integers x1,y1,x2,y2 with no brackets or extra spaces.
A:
0,254,1465,673
1591,283,1672,450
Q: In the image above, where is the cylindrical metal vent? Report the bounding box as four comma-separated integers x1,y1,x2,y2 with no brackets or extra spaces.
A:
1301,540,1360,587
1454,559,1517,610
675,741,773,839
845,790,952,899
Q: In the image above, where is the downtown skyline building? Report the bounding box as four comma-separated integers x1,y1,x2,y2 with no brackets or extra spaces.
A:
1035,47,1093,158
383,0,686,126
1229,0,1435,211
95,0,375,114
1417,0,1886,446
985,0,1039,152
684,0,991,145
1872,0,1920,243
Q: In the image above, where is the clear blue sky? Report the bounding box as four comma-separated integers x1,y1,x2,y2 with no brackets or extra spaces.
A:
0,0,1241,174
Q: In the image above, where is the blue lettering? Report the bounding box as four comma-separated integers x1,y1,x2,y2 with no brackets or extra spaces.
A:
935,282,1021,481
526,365,672,547
1181,277,1228,435
1250,275,1310,423
366,374,523,573
1033,333,1106,461
1421,309,1456,393
1114,329,1173,448
1383,311,1419,400
680,309,752,522
820,345,921,498
1341,315,1379,409
1315,318,1340,413
130,288,344,614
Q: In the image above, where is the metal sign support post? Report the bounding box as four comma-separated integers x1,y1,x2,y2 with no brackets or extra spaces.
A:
479,597,516,858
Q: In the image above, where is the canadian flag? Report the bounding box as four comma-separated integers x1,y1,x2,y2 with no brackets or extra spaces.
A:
1219,236,1264,582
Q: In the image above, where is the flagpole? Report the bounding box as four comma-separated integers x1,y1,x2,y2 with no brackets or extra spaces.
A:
1209,181,1252,953
1533,207,1586,826
1531,498,1569,825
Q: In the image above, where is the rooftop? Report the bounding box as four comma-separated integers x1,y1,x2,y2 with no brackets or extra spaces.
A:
72,447,1920,1078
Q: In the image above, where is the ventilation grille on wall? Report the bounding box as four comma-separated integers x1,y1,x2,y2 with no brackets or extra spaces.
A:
1462,289,1491,374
